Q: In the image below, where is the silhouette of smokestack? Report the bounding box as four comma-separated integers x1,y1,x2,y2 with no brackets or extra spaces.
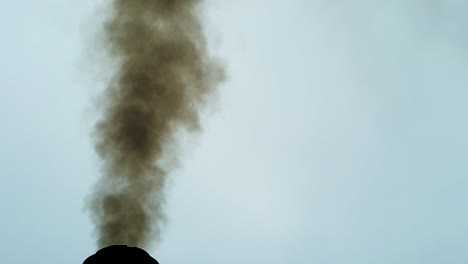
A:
83,245,159,264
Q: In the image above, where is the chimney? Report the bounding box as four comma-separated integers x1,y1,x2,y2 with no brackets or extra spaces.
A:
83,245,159,264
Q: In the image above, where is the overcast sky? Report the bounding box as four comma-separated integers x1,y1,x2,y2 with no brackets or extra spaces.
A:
1,1,468,263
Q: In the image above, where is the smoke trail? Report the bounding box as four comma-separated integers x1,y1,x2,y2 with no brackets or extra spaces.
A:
89,0,224,248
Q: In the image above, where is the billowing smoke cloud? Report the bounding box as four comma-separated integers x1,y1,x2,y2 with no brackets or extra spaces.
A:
89,0,224,248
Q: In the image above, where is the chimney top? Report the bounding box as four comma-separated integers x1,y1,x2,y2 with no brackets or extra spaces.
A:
83,245,159,264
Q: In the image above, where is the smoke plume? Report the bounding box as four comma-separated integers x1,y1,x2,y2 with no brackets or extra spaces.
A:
89,0,224,248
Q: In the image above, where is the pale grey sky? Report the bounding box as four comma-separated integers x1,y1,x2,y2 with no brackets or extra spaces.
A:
1,1,468,263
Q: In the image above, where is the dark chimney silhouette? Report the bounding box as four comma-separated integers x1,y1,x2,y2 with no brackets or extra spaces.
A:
83,245,159,264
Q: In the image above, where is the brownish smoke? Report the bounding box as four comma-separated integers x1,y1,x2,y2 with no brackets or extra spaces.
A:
89,0,224,248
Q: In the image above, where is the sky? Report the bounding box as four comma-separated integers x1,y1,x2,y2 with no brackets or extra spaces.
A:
1,0,468,263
